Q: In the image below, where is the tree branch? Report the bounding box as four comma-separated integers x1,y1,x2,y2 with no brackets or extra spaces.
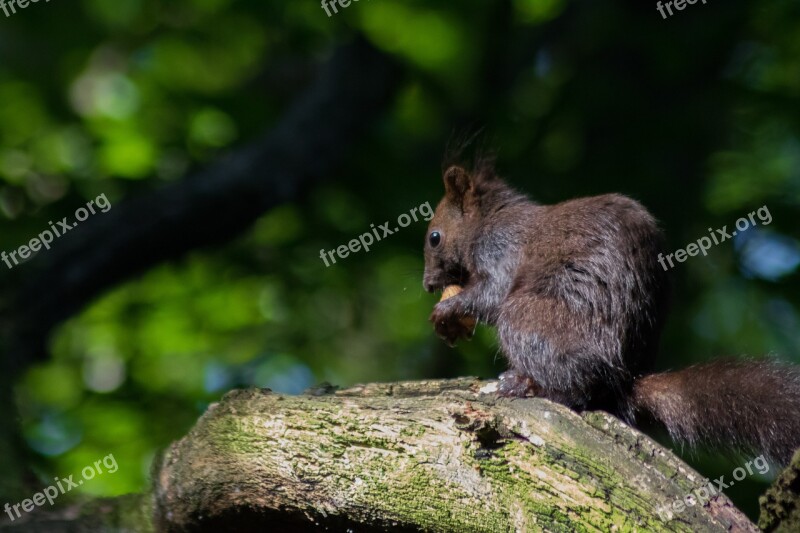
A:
6,36,403,370
152,378,755,532
3,378,764,532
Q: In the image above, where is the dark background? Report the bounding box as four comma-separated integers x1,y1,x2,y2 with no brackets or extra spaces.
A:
1,0,798,521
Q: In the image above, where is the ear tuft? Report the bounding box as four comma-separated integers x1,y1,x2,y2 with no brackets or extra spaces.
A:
443,165,471,204
471,153,498,185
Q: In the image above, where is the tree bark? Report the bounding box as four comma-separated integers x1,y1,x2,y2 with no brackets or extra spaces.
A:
1,378,763,532
759,449,800,532
150,378,756,532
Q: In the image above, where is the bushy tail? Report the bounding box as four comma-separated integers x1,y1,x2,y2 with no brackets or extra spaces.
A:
631,359,800,464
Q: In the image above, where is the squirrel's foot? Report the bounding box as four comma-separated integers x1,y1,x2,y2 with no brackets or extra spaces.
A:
497,370,540,398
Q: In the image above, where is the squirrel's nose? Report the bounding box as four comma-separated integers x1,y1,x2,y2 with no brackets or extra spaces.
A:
423,280,435,293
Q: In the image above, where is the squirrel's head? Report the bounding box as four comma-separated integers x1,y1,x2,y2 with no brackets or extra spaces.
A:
423,164,497,292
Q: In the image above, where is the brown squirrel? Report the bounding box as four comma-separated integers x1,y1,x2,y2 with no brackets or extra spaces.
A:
423,156,800,464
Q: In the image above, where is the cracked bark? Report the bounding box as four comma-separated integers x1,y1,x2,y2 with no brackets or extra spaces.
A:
3,378,765,532
151,378,756,532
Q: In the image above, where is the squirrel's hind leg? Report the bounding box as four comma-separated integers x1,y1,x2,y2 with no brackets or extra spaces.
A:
497,369,541,397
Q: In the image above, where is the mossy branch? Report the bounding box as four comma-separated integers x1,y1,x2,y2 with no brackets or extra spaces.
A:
152,378,756,532
3,378,768,532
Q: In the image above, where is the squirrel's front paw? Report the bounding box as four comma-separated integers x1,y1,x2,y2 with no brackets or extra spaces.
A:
429,302,474,347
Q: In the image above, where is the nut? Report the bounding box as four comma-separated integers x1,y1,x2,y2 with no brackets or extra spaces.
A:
440,285,477,334
441,285,464,301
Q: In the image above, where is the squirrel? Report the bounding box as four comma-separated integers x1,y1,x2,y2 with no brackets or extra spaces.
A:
423,155,800,465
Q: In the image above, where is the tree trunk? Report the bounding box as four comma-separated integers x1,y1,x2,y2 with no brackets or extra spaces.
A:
3,378,760,532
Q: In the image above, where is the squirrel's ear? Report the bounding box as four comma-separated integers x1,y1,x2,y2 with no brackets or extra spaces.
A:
443,165,472,206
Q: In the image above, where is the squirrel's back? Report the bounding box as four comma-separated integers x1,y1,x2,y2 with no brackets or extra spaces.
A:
498,193,669,413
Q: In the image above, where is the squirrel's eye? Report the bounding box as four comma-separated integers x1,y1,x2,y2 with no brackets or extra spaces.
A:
429,231,442,248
